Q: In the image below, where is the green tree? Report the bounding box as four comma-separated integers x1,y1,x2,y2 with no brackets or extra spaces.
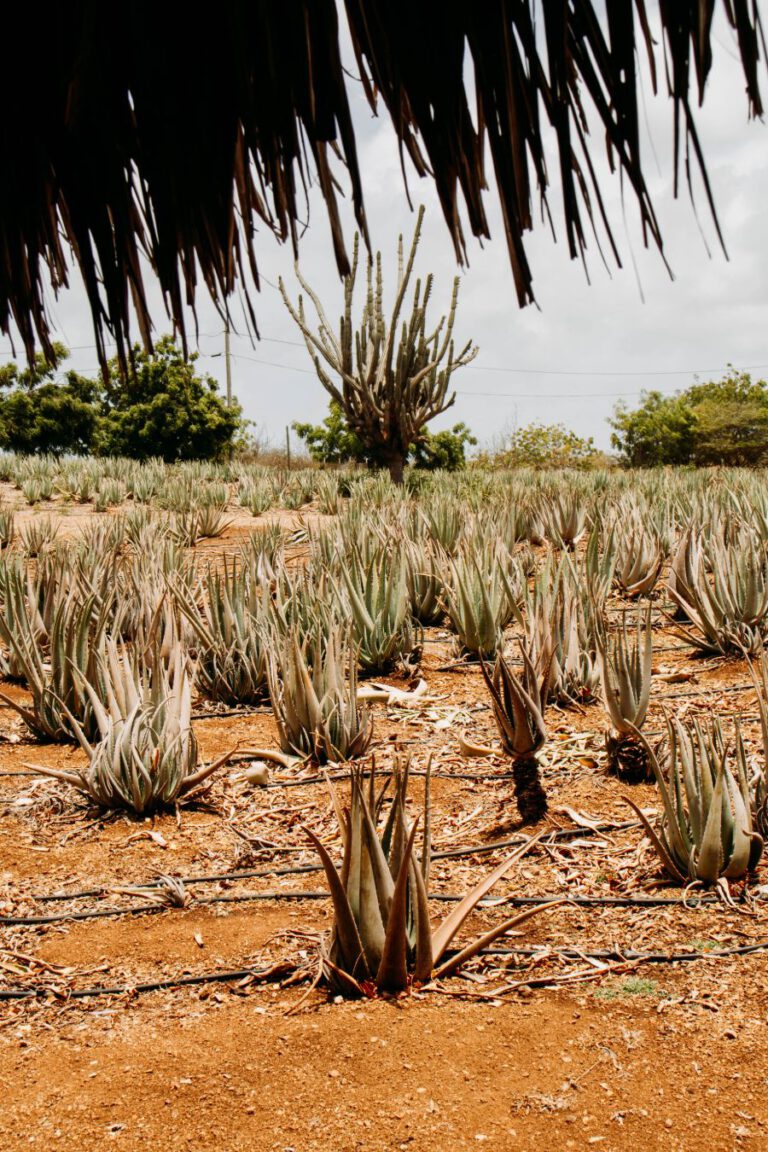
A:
686,370,768,467
96,337,243,462
610,371,768,468
609,392,697,467
292,401,370,465
0,345,100,454
293,402,475,472
411,423,477,470
493,422,601,470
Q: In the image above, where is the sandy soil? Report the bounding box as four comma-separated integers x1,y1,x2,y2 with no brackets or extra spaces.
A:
1,501,767,1151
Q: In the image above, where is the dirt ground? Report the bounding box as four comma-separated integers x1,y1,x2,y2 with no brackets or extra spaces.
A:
2,500,768,1151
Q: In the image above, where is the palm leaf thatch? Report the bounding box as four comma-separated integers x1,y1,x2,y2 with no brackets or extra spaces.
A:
1,3,763,370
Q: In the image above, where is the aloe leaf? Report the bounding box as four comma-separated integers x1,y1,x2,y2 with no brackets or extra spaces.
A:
694,768,727,883
376,817,420,992
304,825,370,980
622,795,687,883
434,900,564,979
431,834,542,962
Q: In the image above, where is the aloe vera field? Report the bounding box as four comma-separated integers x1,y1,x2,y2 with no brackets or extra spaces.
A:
0,455,767,1150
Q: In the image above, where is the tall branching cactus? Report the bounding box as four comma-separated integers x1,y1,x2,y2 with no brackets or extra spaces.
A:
280,206,477,484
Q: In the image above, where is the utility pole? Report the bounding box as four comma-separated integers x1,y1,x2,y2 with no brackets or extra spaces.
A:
285,425,291,470
225,323,233,463
224,322,232,407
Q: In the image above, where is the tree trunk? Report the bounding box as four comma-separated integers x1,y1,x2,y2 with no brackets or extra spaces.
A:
386,453,406,486
512,756,548,824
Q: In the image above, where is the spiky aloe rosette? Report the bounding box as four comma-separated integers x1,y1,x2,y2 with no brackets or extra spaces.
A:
25,640,232,814
596,604,653,783
626,717,763,897
306,761,560,997
265,627,372,765
480,644,549,824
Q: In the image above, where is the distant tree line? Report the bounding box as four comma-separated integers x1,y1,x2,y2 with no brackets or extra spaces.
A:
610,370,768,468
0,337,243,461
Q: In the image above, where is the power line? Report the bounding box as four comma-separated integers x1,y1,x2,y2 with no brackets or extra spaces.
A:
1,333,762,378
470,362,768,378
455,388,644,399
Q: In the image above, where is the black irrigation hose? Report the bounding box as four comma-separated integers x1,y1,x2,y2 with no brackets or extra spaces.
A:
655,683,757,701
27,823,638,904
0,967,260,1001
480,941,768,962
0,888,738,927
4,939,768,1003
260,769,523,788
192,707,272,720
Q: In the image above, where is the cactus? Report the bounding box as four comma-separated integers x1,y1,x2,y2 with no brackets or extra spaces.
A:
280,207,477,484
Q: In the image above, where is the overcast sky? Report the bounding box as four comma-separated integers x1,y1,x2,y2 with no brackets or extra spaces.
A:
1,6,766,452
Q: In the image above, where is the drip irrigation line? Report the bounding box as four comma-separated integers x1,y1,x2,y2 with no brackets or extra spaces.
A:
0,891,327,926
655,683,756,701
4,939,768,1004
192,706,272,720
0,967,262,1001
1,888,741,928
480,941,768,962
27,823,636,904
260,769,522,788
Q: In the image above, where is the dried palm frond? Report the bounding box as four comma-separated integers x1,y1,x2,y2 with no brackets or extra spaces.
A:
307,761,559,997
3,5,762,369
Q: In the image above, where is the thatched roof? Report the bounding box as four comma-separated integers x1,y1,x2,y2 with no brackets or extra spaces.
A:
1,2,763,371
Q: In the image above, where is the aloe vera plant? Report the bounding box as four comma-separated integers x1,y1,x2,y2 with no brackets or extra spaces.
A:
265,628,372,764
0,504,15,550
174,558,271,704
0,586,109,741
626,717,763,893
335,546,418,673
611,520,664,598
421,496,465,553
19,516,59,557
443,545,518,660
525,557,599,706
668,529,768,654
480,645,549,823
25,640,229,813
403,537,446,625
307,762,559,996
544,492,588,549
596,604,653,781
